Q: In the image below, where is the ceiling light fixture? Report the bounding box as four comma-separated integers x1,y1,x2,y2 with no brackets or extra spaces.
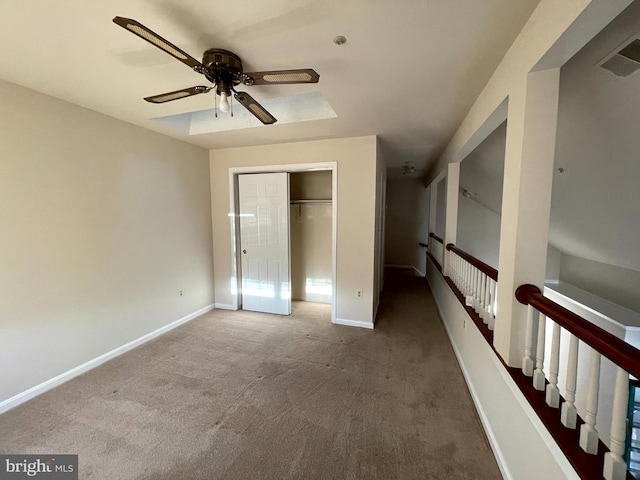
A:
333,36,347,46
402,162,416,174
219,92,230,113
461,188,477,198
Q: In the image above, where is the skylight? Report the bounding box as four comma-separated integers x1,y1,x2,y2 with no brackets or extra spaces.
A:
152,91,336,135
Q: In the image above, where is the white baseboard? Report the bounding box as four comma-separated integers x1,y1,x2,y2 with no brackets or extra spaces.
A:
385,264,425,277
0,304,215,414
333,318,374,329
214,303,237,310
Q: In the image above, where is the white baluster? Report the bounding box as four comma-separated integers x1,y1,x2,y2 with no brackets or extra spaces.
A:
579,348,601,454
522,305,536,377
451,254,457,287
464,263,471,299
533,311,546,391
472,268,479,310
488,279,496,330
603,366,630,480
545,321,561,408
475,269,481,311
561,333,579,429
462,260,467,292
451,253,457,284
485,276,492,324
480,273,488,323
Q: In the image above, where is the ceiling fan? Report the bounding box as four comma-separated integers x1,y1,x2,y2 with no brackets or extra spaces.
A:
401,162,425,175
113,16,320,125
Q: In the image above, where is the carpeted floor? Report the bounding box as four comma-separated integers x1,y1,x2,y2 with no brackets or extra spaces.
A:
0,268,501,479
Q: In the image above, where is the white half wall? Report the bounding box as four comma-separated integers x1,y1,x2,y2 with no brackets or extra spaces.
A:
209,136,379,327
0,79,215,405
426,261,579,480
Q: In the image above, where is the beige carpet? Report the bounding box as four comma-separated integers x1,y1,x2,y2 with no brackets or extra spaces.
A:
0,269,501,479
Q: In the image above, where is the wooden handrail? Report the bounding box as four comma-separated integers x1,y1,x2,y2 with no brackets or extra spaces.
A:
446,243,498,281
516,284,640,380
428,232,444,244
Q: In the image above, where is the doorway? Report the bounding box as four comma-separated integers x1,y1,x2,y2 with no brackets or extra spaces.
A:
229,162,337,323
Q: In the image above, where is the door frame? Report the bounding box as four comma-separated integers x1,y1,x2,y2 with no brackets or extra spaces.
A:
228,162,338,323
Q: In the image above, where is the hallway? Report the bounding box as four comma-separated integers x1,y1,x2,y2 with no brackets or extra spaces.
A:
0,269,500,479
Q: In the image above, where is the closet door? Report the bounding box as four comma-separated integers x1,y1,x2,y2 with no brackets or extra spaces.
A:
238,172,291,315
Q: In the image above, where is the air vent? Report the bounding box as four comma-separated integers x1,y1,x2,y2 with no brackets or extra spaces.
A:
600,38,640,77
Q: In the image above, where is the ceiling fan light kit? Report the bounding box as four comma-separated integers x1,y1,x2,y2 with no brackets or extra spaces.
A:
113,16,320,125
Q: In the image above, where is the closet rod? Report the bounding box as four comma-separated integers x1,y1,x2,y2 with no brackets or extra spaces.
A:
290,199,332,205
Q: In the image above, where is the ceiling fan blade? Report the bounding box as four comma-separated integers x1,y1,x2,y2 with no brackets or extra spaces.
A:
144,86,211,104
113,16,204,72
233,91,277,124
243,69,319,85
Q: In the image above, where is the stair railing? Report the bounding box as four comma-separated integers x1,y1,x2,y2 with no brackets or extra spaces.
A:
446,243,498,331
427,232,444,271
516,284,640,480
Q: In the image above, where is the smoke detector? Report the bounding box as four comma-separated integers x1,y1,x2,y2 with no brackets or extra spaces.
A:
599,37,640,77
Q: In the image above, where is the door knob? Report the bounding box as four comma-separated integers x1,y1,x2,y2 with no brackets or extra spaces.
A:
243,249,247,254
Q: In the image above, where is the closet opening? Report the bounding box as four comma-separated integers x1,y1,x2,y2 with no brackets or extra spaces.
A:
290,171,333,308
229,162,337,323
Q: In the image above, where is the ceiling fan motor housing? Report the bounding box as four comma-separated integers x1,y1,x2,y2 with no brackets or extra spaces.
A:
202,48,246,94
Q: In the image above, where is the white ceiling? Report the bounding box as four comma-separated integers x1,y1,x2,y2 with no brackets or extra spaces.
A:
457,1,640,273
0,0,540,172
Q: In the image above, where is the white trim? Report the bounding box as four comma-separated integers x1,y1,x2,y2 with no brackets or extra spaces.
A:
228,162,338,324
0,304,214,414
214,303,237,310
385,264,425,277
333,318,374,329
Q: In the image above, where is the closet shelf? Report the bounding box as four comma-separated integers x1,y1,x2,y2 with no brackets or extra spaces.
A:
290,199,332,205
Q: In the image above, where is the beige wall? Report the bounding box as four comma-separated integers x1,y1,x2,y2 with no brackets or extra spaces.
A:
373,139,387,317
559,253,640,313
456,194,501,269
384,178,429,274
0,79,214,405
290,172,332,303
209,136,379,326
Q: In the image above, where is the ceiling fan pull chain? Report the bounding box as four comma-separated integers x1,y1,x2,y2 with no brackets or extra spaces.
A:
214,91,218,118
230,95,234,117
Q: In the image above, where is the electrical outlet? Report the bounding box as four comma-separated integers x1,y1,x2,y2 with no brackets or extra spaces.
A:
356,290,362,299
178,289,184,297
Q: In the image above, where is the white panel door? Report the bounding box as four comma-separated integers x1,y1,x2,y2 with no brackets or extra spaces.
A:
238,172,291,315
